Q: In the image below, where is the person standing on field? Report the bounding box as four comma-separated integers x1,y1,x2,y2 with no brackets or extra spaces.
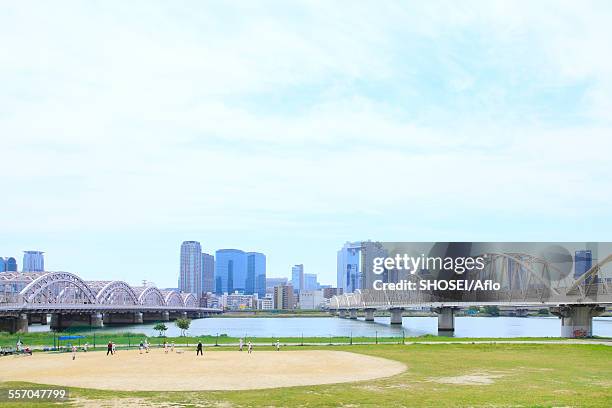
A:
248,341,253,354
239,338,243,351
107,341,113,356
196,341,203,356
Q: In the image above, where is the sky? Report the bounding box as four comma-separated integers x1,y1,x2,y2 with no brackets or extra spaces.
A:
1,1,612,288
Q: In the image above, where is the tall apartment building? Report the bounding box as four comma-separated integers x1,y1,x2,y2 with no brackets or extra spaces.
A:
179,241,202,296
273,284,295,310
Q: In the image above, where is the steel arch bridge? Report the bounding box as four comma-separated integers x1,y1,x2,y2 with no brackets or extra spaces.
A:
0,271,221,313
330,252,612,310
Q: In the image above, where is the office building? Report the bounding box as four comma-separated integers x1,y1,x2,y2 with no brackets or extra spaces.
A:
258,294,274,310
23,251,44,272
179,241,202,296
299,290,325,310
291,264,304,292
246,252,266,297
6,257,17,272
215,249,247,294
201,253,215,293
266,277,288,290
337,242,362,293
575,250,593,279
304,273,319,291
273,284,295,310
222,292,257,310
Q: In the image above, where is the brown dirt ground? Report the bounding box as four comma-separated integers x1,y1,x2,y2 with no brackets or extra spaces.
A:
0,349,406,391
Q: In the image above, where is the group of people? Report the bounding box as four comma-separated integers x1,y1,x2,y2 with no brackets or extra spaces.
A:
237,338,281,353
63,336,283,360
238,338,254,353
15,340,32,356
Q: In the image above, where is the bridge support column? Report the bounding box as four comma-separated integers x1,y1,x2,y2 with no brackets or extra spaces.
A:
338,310,347,318
349,309,358,319
162,311,170,321
364,308,375,321
551,305,605,338
0,314,29,333
389,308,404,325
51,313,103,330
90,313,103,328
134,312,143,324
28,313,48,325
103,312,142,325
434,307,457,332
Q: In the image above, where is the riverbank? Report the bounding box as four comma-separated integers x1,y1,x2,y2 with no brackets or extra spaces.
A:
3,331,611,350
1,343,610,407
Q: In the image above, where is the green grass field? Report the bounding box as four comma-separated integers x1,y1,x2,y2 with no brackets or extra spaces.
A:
2,330,595,350
1,343,610,407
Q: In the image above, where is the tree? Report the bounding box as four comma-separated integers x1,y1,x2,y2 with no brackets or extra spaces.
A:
153,322,168,337
175,318,191,336
482,306,500,316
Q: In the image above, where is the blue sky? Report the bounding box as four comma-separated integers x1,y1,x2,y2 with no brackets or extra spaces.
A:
1,1,612,287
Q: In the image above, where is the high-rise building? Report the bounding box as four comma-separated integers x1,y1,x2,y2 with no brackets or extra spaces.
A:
215,249,247,294
0,257,5,272
201,253,215,294
6,257,17,272
337,242,361,293
304,273,319,291
179,241,202,296
266,277,288,293
273,284,295,310
575,250,593,279
246,252,266,297
291,264,304,292
23,251,44,272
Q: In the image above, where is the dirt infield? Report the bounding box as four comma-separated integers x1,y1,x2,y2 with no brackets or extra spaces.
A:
0,348,406,391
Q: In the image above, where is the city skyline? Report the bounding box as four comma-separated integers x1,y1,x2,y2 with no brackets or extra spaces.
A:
2,2,612,288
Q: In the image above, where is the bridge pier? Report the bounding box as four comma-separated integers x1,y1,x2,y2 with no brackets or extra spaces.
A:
143,311,170,322
103,312,143,325
349,309,358,319
28,313,48,325
389,308,404,325
338,310,347,318
434,307,458,332
364,308,376,321
551,305,605,338
170,311,188,320
0,314,29,333
50,313,103,330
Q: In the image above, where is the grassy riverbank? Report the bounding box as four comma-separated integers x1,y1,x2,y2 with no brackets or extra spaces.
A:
3,330,609,350
1,343,610,407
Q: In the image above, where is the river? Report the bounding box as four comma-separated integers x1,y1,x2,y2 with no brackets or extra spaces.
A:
28,316,612,338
